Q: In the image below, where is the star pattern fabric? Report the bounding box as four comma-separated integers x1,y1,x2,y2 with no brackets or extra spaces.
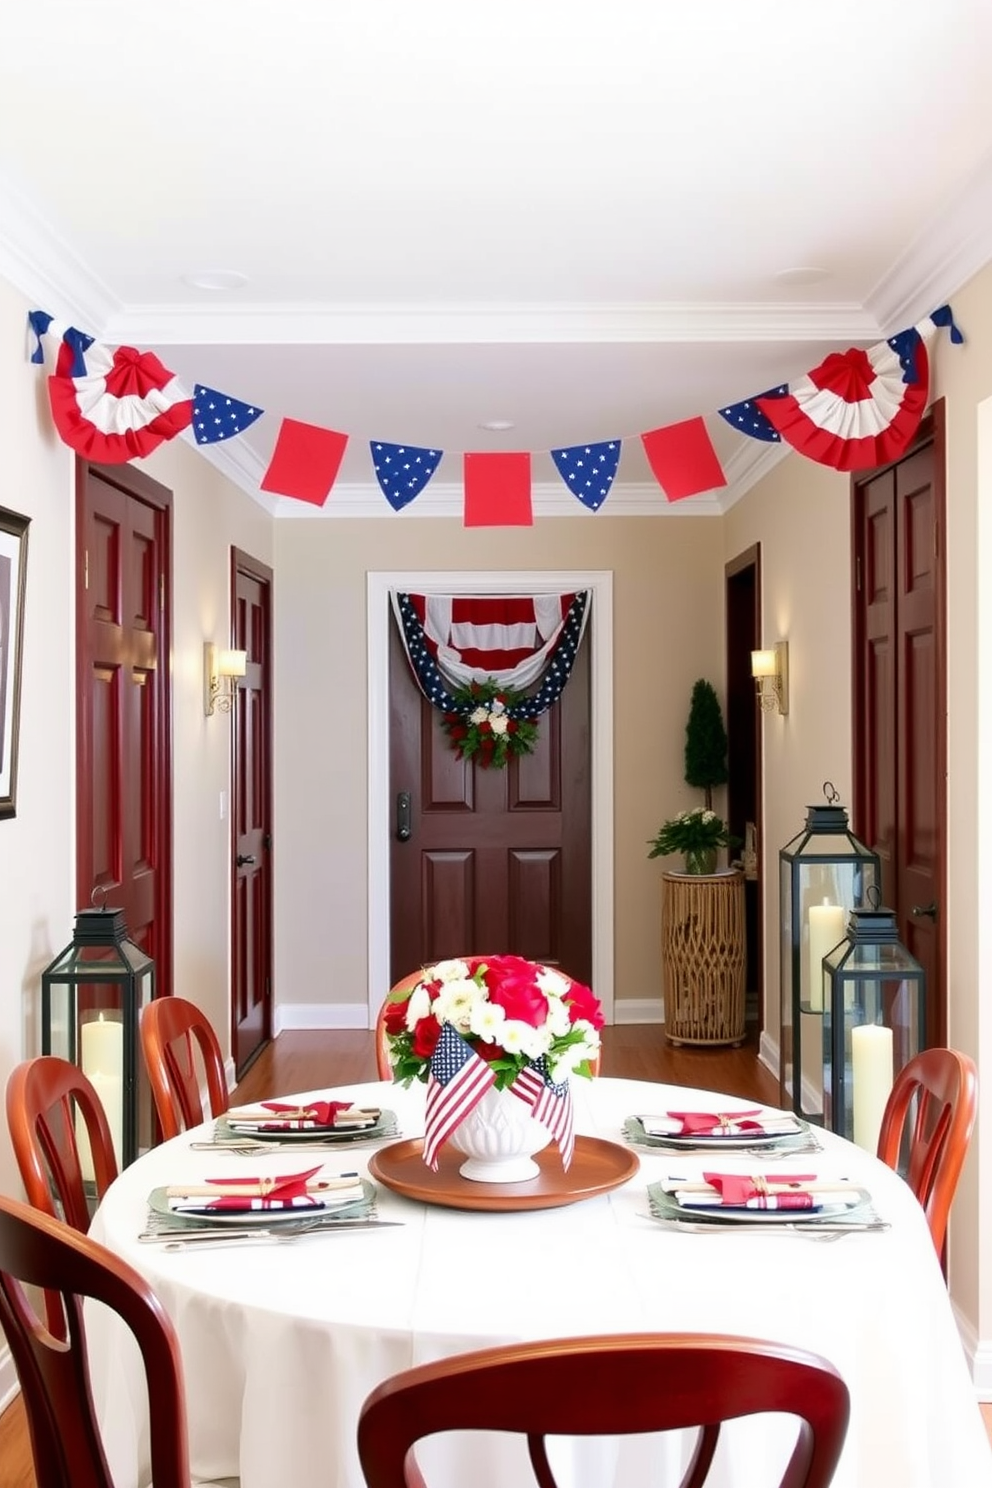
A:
718,386,787,442
192,385,264,444
423,1024,496,1170
370,441,442,510
550,439,622,511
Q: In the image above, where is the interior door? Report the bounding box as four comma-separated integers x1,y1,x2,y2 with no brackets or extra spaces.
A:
853,403,946,1049
725,544,762,1026
231,550,273,1074
389,617,592,985
76,461,172,995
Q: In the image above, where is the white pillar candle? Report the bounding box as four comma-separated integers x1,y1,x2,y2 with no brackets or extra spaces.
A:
807,901,846,1013
851,1023,894,1152
77,1013,124,1180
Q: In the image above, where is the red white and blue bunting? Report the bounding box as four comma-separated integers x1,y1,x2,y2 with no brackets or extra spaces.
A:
27,303,963,520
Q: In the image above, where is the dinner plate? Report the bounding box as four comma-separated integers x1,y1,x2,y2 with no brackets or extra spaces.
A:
147,1177,376,1228
368,1136,639,1212
646,1180,874,1226
624,1114,811,1152
216,1110,398,1145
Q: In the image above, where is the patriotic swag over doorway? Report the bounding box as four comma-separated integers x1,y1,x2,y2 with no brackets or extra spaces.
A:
27,305,962,522
392,590,589,768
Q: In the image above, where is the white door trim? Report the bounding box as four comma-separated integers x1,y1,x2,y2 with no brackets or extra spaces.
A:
367,569,614,1025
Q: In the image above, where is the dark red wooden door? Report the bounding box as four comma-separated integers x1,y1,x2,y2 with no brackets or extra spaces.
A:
76,462,172,995
854,406,946,1047
389,619,591,984
231,552,273,1074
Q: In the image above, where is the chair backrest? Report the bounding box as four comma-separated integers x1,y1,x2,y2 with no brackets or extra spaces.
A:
140,995,229,1140
5,1055,118,1232
357,1332,850,1488
0,1192,191,1488
876,1045,978,1256
375,960,602,1080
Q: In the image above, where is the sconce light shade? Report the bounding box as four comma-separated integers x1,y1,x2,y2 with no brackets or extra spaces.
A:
750,641,789,715
204,642,248,716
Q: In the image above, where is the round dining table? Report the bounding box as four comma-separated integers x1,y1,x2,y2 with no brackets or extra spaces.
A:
87,1076,992,1488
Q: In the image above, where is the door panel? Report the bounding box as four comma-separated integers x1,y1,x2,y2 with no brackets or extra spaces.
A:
231,553,273,1074
389,616,591,983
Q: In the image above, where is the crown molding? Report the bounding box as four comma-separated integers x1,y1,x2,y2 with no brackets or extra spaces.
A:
0,176,118,332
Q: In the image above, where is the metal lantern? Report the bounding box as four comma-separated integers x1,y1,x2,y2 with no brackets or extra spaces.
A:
821,897,926,1151
41,906,156,1172
779,783,881,1124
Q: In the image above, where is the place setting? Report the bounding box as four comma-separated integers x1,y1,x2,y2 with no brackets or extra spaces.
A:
137,1162,403,1248
643,1164,889,1238
189,1098,400,1154
622,1104,823,1158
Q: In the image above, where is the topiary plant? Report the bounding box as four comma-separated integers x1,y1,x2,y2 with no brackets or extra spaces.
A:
684,678,729,810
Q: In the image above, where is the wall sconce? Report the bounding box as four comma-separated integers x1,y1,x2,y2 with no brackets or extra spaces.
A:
203,642,247,716
750,641,789,715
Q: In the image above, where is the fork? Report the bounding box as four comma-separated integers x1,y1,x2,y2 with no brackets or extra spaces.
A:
138,1217,404,1249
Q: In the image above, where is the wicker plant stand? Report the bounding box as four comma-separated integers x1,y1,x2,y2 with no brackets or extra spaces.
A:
662,868,746,1047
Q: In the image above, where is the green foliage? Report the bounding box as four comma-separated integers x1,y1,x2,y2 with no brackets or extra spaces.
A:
684,678,729,806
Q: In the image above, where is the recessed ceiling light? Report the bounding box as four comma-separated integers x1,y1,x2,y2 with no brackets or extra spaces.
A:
182,269,249,291
774,266,830,287
478,419,515,431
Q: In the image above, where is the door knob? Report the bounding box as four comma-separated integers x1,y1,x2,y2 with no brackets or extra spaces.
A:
911,901,938,920
236,853,257,867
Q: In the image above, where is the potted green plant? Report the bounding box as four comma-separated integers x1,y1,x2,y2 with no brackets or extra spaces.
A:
648,806,738,875
683,678,729,810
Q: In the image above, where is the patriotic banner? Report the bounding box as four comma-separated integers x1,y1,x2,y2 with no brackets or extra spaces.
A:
641,416,727,501
550,439,622,511
192,385,263,445
47,340,193,462
391,588,589,719
401,591,579,690
260,418,349,505
370,441,443,510
423,1024,496,1170
463,451,532,527
509,1056,575,1169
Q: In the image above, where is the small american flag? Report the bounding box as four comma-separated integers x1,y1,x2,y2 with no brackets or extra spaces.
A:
423,1024,496,1170
510,1058,574,1169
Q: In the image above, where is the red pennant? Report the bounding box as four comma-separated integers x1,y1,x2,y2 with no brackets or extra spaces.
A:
641,417,726,501
260,418,349,505
463,452,532,527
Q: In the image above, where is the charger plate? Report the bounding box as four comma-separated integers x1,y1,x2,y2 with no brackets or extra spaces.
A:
147,1177,376,1228
647,1180,876,1227
368,1136,639,1212
217,1110,398,1145
624,1114,811,1152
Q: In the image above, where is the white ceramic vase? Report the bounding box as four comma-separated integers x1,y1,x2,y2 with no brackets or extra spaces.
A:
448,1085,551,1182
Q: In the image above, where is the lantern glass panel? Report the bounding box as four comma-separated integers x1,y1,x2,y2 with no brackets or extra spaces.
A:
778,801,880,1122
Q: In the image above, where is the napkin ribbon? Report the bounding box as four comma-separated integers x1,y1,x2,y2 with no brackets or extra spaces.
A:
666,1109,765,1136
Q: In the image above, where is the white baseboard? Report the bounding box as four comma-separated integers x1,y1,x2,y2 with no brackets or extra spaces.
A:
952,1301,992,1399
274,1002,371,1033
758,1029,780,1081
0,1342,17,1414
614,998,665,1025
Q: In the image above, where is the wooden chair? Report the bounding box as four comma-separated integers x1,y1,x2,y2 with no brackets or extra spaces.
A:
876,1046,978,1257
0,1192,191,1488
357,1332,850,1488
140,995,229,1140
375,961,602,1079
5,1055,118,1232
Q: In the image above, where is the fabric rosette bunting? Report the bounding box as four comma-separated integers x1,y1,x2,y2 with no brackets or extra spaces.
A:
383,955,604,1172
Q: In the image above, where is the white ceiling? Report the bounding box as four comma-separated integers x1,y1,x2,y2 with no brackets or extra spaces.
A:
2,1,992,515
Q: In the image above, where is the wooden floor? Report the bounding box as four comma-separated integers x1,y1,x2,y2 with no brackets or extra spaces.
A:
1,1022,989,1484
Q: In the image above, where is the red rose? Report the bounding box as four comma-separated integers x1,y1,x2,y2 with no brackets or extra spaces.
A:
479,721,492,734
383,999,409,1036
507,720,519,733
410,1015,441,1058
564,978,605,1030
449,725,467,740
482,955,549,1028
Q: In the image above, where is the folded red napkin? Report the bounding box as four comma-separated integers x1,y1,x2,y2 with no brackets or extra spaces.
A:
660,1109,766,1136
165,1165,365,1213
228,1100,379,1131
697,1170,818,1209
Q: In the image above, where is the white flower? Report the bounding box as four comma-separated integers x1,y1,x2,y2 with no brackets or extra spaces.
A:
469,707,489,725
433,977,485,1032
544,995,572,1037
702,809,716,823
430,958,472,983
404,984,432,1031
489,698,506,714
489,713,509,735
501,1018,552,1060
468,1000,506,1043
536,967,571,999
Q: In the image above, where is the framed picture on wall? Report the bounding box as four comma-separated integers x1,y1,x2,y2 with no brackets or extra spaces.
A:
0,505,30,820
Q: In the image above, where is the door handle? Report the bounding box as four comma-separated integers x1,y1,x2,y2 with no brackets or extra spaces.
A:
911,901,938,920
396,791,412,843
236,854,257,867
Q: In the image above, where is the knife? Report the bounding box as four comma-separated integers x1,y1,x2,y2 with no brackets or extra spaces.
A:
137,1218,403,1243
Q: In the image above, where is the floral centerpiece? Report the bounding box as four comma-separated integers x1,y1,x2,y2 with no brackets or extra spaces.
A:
441,680,539,768
648,806,739,875
383,955,604,1179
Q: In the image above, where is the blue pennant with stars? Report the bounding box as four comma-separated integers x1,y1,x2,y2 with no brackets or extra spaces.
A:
370,441,442,511
393,589,590,723
717,385,788,443
192,385,264,444
550,439,622,511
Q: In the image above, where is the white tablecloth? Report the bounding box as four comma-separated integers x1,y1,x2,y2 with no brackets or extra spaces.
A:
87,1078,992,1488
